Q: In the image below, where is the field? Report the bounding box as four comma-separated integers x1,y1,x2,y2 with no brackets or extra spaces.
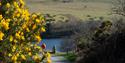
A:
26,0,113,20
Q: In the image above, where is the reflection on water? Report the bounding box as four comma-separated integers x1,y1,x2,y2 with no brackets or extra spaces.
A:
39,38,64,52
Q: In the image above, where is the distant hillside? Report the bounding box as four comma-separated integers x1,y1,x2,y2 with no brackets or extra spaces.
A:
74,0,113,3
26,0,111,20
26,0,113,3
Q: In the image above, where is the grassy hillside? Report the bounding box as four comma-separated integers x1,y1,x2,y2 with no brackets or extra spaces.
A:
26,0,113,3
26,0,112,20
74,0,113,3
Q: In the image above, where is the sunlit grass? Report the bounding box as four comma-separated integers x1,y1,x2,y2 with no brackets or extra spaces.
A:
26,1,112,20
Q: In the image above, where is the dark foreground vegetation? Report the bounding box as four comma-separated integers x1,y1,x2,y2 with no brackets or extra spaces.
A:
75,0,125,63
75,19,125,63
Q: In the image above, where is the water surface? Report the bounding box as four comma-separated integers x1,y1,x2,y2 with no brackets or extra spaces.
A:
39,38,64,52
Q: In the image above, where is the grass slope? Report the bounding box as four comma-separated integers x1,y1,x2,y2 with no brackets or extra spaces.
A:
26,0,112,20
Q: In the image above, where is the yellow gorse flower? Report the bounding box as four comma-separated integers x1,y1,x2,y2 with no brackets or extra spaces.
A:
13,46,16,50
13,1,19,8
14,39,18,43
15,32,20,39
0,31,4,40
46,52,51,58
47,59,52,63
41,27,46,32
32,14,37,19
36,19,40,23
32,24,37,30
12,45,16,52
9,35,13,42
16,13,21,17
1,19,9,30
32,54,41,62
21,36,25,40
8,53,12,57
11,55,17,61
46,52,52,63
0,15,3,20
21,54,26,60
26,28,30,32
6,18,11,22
16,53,19,57
28,52,32,56
22,24,27,29
0,2,1,6
6,3,11,8
35,35,41,42
19,0,25,6
17,8,22,13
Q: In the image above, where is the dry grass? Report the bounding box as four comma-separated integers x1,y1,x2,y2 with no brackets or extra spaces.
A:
26,0,112,20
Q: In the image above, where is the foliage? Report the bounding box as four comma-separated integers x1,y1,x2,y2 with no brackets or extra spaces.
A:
64,53,77,62
0,0,51,63
75,18,125,63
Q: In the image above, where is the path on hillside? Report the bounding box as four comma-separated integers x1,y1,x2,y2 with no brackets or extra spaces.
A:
51,55,72,63
40,54,73,63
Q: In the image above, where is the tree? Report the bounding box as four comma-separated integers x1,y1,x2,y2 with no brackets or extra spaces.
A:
0,0,49,63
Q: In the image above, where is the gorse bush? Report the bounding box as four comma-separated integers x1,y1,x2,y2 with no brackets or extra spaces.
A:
0,0,51,63
74,19,125,63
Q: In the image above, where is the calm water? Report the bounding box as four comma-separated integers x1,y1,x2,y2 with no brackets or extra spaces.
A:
39,38,64,52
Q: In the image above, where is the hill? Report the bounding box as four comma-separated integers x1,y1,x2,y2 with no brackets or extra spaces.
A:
26,0,112,20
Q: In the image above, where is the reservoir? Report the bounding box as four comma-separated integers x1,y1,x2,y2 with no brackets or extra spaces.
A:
39,38,64,52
